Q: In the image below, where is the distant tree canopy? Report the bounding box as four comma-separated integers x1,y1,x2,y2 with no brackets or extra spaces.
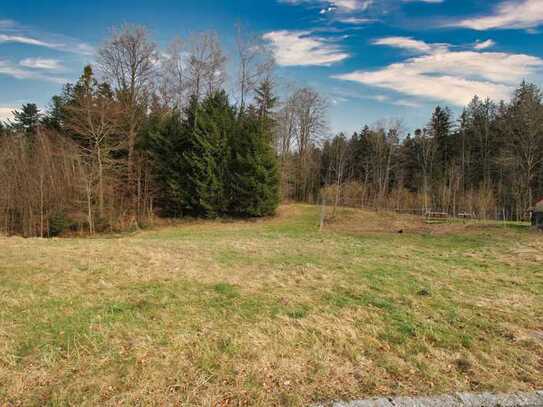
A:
315,81,543,220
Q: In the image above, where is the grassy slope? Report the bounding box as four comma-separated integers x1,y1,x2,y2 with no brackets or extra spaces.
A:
0,205,542,405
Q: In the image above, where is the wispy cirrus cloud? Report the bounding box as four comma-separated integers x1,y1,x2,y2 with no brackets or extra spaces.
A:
372,36,448,53
281,0,442,15
281,0,373,12
328,0,373,11
0,19,91,84
263,30,349,66
336,16,375,24
452,0,543,31
474,39,496,50
0,59,67,83
0,33,62,48
19,58,64,70
0,19,16,30
368,94,422,108
329,87,423,109
0,20,93,55
334,37,543,106
402,0,443,3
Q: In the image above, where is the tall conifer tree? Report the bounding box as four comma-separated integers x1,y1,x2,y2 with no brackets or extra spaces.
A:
228,81,279,216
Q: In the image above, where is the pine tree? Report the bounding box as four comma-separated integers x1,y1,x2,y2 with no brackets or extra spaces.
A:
12,103,41,134
42,95,67,131
429,106,453,179
254,79,278,139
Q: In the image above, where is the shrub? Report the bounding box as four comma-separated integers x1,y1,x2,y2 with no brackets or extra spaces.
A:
48,211,74,237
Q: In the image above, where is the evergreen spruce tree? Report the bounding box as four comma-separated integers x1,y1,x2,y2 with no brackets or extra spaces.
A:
228,108,279,216
146,109,187,216
184,91,235,217
149,86,278,219
254,79,278,141
41,95,67,131
228,81,280,217
12,103,41,135
429,106,453,179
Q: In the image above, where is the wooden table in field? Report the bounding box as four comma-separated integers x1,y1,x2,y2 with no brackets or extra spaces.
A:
424,211,449,223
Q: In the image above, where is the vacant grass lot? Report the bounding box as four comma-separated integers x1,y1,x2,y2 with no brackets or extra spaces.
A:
1,205,542,405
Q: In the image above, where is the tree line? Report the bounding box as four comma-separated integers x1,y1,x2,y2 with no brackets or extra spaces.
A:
1,24,542,236
0,25,279,236
312,83,543,220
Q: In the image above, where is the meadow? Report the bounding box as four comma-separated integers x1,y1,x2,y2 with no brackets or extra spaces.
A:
1,205,542,405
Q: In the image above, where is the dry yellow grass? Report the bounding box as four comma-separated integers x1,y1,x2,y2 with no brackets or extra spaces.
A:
0,204,542,405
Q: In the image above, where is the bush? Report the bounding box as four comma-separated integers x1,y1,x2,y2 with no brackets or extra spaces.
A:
48,211,75,237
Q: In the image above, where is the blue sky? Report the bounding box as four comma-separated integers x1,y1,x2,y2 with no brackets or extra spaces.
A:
1,0,542,135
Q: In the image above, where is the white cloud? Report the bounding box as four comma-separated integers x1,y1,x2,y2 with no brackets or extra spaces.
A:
394,99,422,108
334,37,543,106
281,0,373,12
0,33,94,55
474,39,496,50
0,34,61,48
0,59,66,83
329,88,423,109
337,16,375,24
19,58,63,70
282,0,441,12
263,30,349,66
403,0,443,3
336,69,512,107
330,0,373,11
0,107,14,122
367,94,422,108
454,0,543,30
0,21,93,55
373,36,447,53
372,94,388,102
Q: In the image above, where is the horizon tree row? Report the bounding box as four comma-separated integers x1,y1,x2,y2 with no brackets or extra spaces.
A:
311,82,543,220
1,23,542,236
3,77,541,227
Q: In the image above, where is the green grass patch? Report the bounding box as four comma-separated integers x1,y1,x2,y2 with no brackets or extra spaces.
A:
1,204,542,406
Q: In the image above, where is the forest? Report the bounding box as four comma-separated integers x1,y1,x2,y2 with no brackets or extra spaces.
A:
1,24,542,237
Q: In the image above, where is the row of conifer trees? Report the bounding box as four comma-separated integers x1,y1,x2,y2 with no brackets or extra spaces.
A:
147,90,280,218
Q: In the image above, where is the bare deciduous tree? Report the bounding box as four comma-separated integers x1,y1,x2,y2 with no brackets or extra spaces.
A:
186,31,227,100
64,66,123,222
97,24,158,202
0,132,85,237
282,87,328,201
414,128,436,212
159,37,188,109
290,88,327,159
235,22,275,108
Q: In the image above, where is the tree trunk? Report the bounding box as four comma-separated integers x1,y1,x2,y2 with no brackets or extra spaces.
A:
97,146,104,219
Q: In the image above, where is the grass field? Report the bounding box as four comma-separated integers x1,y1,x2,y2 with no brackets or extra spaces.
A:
1,204,542,405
